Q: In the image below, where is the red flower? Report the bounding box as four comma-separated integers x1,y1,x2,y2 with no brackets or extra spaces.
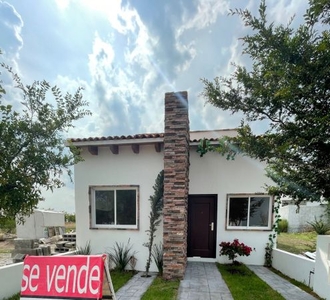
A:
219,239,254,263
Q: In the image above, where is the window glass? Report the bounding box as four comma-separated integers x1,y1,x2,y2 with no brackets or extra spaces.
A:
249,197,270,227
228,197,248,226
117,190,136,225
95,190,114,225
91,186,138,229
227,195,272,230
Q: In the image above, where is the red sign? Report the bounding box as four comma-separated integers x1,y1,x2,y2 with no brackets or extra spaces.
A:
20,255,105,299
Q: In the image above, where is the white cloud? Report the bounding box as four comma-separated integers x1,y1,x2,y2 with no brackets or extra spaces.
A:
88,33,115,82
85,2,172,136
54,0,70,10
174,0,229,74
269,0,308,25
0,1,24,70
178,0,229,35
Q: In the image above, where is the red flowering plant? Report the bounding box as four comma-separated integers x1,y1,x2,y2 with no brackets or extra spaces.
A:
219,239,254,265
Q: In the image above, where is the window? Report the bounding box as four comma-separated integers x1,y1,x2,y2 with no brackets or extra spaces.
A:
226,194,272,230
90,186,139,229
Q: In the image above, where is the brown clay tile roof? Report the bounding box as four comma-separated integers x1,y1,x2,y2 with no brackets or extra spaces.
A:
69,129,237,144
69,133,164,142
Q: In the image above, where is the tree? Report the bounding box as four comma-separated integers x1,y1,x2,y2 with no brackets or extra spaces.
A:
144,170,164,277
201,0,330,204
0,61,91,222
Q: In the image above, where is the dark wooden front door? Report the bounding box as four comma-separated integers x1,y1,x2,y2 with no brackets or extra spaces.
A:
187,195,217,258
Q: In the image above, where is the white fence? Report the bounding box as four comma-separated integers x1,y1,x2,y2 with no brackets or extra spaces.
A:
272,248,315,287
273,235,330,300
314,236,330,299
0,251,76,300
0,262,24,299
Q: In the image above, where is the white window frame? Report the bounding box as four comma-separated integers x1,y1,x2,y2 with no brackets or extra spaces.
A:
90,185,139,229
226,194,273,230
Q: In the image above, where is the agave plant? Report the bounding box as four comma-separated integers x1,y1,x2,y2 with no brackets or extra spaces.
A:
107,239,137,272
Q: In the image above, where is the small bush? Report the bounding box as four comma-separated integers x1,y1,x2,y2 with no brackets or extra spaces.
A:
308,217,330,235
278,219,288,233
107,239,137,272
219,239,254,264
0,216,16,234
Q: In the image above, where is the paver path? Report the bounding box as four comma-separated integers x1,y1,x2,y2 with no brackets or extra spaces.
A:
248,265,317,300
177,262,233,300
115,271,157,300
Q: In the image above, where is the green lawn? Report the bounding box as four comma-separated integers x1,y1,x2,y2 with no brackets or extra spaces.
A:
111,270,135,292
217,263,284,300
141,277,180,300
276,231,317,254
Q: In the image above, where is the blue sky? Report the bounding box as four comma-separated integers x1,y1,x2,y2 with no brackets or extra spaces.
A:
0,0,309,213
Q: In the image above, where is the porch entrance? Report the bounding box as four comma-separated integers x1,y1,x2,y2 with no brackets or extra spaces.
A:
187,194,217,258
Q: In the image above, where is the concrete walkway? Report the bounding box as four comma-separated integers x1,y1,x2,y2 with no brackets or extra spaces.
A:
247,265,317,300
115,271,157,300
114,262,318,300
177,262,233,300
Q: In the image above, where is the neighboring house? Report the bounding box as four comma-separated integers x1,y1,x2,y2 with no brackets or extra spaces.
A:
69,91,275,280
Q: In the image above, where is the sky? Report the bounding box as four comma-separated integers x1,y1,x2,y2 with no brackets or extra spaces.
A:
0,0,309,213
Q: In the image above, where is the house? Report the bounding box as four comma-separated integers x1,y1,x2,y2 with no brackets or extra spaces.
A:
69,91,274,280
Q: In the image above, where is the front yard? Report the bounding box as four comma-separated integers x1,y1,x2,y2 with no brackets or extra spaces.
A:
2,231,322,300
276,231,317,254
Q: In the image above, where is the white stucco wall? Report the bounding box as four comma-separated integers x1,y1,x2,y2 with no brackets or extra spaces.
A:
272,249,315,287
74,144,164,272
189,148,274,265
74,143,274,271
313,235,330,299
16,210,65,239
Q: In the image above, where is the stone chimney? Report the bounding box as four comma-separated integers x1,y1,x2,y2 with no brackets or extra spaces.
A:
163,91,190,280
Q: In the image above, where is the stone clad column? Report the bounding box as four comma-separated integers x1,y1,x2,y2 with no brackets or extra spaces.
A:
163,91,190,280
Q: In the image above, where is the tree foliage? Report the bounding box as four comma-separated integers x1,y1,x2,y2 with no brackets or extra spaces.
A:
0,62,91,222
201,0,330,203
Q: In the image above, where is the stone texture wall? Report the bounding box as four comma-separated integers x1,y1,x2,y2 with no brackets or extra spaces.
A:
163,91,190,280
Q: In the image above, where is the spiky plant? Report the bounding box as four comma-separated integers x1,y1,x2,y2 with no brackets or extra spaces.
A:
108,239,136,272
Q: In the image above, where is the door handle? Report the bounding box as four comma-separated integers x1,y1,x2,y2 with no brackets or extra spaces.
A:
210,222,214,231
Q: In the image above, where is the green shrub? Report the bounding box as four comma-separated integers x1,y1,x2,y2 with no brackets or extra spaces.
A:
65,213,76,223
0,216,16,234
308,217,330,235
278,219,288,233
107,239,137,272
